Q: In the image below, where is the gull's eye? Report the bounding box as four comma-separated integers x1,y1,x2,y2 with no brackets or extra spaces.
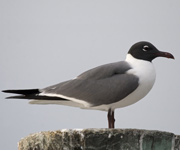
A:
143,45,149,51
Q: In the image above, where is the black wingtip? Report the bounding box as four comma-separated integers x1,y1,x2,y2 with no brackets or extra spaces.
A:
2,88,67,100
2,89,40,95
2,90,13,93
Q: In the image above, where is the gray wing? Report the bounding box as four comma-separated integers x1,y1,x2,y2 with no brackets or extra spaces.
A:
41,61,139,106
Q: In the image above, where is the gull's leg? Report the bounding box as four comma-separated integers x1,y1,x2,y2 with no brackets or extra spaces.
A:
112,110,115,128
108,109,115,128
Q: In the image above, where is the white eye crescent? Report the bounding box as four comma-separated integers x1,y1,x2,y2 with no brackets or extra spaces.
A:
143,45,149,51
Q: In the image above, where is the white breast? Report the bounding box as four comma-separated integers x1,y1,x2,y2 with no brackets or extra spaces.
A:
92,54,156,111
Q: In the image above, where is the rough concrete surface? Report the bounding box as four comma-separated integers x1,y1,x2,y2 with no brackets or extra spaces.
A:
18,129,180,150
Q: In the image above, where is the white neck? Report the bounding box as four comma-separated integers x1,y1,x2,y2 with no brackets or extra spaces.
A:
125,53,150,64
125,53,156,96
125,53,156,75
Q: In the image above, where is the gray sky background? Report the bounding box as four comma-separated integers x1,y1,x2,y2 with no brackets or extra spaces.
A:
1,0,180,149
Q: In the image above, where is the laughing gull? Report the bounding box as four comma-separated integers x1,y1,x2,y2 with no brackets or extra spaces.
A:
2,41,174,128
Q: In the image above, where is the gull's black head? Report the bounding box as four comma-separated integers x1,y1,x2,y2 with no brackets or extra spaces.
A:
128,41,174,62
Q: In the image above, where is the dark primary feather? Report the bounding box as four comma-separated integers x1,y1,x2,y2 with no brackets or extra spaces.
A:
2,89,40,95
5,95,67,100
2,89,67,100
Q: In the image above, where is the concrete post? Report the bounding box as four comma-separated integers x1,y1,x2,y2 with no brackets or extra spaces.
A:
18,129,180,150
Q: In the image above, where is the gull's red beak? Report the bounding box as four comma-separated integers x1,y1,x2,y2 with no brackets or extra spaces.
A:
156,51,175,59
